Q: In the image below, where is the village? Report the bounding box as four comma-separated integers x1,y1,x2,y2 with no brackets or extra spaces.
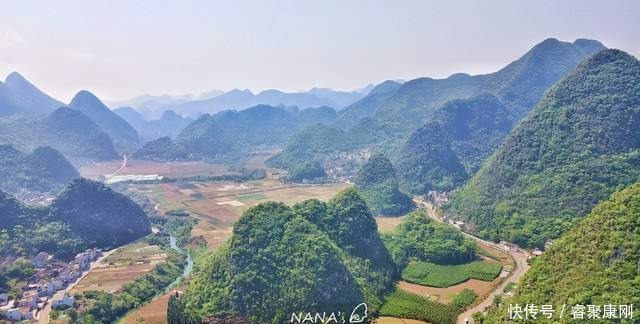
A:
0,248,103,322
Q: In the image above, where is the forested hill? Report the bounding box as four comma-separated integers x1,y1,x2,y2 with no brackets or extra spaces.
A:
0,178,150,258
485,182,640,323
0,107,119,161
355,153,414,216
446,49,640,247
274,39,606,178
173,188,395,323
396,94,512,193
0,145,79,194
69,90,140,152
50,178,151,248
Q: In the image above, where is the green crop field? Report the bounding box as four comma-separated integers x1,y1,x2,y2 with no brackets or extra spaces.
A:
402,261,502,287
380,289,459,324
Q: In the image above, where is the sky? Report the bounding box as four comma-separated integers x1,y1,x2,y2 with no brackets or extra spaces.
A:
0,0,639,102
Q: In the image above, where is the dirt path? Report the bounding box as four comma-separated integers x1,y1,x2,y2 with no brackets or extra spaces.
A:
104,154,128,184
414,199,530,324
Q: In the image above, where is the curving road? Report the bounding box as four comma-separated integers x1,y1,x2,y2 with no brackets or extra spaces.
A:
413,198,530,324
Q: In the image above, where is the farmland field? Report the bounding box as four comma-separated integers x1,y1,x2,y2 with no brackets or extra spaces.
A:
121,288,184,324
380,289,459,324
130,175,350,250
402,261,503,288
70,243,168,294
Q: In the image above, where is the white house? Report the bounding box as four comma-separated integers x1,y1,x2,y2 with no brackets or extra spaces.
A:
52,292,75,309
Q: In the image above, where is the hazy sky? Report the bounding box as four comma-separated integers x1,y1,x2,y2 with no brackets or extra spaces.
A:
1,0,638,102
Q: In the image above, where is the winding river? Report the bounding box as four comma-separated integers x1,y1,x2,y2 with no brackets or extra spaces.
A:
168,234,194,290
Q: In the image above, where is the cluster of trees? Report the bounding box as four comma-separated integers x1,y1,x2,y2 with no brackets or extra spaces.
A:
381,210,475,270
447,49,640,247
355,153,414,216
0,178,151,258
171,188,396,323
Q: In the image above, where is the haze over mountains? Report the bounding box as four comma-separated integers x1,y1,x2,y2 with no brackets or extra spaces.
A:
110,85,374,119
271,38,607,184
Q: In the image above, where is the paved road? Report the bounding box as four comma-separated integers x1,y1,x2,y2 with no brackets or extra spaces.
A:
414,198,530,324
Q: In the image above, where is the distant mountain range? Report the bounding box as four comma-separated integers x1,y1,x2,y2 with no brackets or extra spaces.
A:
109,85,374,119
134,105,338,162
0,72,63,116
114,107,194,142
272,38,607,187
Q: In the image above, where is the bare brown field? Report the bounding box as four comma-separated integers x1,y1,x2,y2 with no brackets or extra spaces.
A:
375,317,429,324
121,288,184,324
79,159,235,179
397,279,497,304
70,243,167,294
375,215,407,233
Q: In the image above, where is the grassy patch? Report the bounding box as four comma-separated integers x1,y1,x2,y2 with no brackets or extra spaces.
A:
451,288,477,310
402,261,502,287
380,289,459,324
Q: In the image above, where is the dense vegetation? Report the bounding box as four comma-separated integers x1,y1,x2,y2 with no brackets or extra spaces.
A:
447,49,640,247
69,90,140,152
283,160,327,182
0,145,79,194
173,188,396,322
380,289,459,324
396,94,513,193
50,178,151,248
382,210,475,269
0,178,151,258
266,123,357,174
484,182,640,323
401,261,502,287
355,153,413,215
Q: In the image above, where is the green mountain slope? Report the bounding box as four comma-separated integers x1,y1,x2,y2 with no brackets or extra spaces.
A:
0,107,119,161
0,145,79,194
174,189,395,322
486,182,640,323
446,49,640,247
355,153,414,216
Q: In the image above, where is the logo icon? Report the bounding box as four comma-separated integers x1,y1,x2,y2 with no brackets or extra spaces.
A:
349,303,368,323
